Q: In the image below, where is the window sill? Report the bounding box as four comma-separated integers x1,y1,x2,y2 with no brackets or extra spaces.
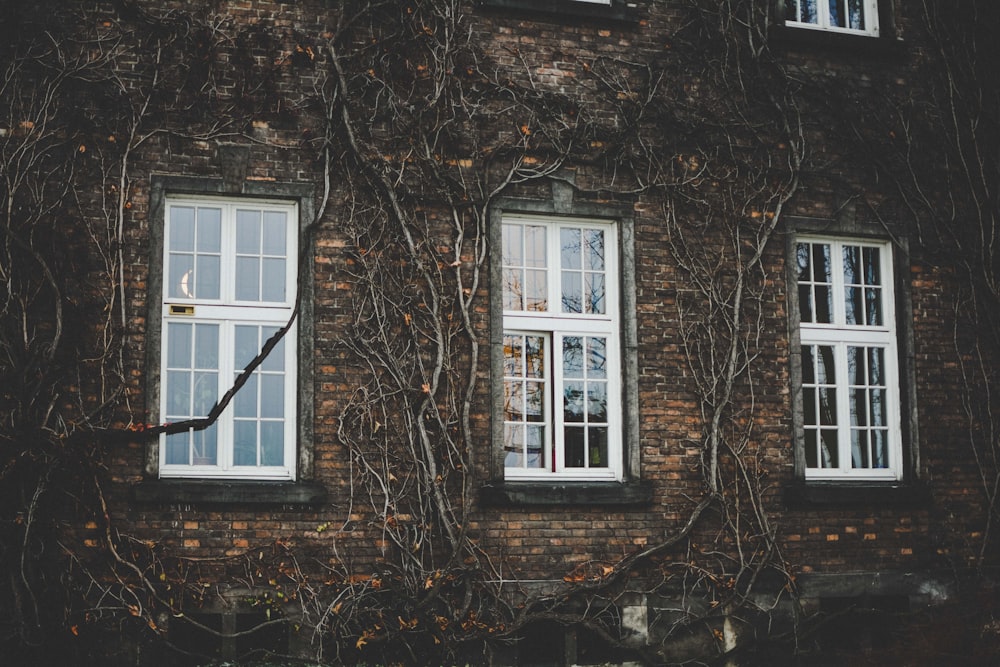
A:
769,25,905,57
477,0,638,23
784,481,930,509
133,479,327,506
480,479,653,507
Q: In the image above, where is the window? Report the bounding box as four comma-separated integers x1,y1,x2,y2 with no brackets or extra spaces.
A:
501,216,622,481
795,237,902,480
784,0,880,36
160,197,297,480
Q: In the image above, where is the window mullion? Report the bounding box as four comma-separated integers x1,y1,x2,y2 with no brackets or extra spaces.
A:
552,331,564,473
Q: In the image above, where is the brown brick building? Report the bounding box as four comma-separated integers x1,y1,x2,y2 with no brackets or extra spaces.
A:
2,0,997,664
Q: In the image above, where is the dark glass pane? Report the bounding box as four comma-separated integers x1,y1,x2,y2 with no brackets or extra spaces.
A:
845,286,862,325
819,388,837,426
817,346,836,384
803,388,818,426
801,346,816,384
812,243,832,283
848,0,865,29
564,427,584,467
821,429,838,467
843,244,860,286
863,247,881,285
850,388,867,427
847,346,864,385
852,429,870,468
866,287,882,326
804,430,818,468
868,347,884,386
799,284,814,322
525,381,544,422
872,429,888,468
871,388,887,426
814,285,833,323
588,427,608,467
829,0,844,27
796,243,811,281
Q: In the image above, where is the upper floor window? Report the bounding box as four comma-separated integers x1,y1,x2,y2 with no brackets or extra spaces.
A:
795,237,902,480
785,0,880,36
501,216,622,481
160,197,297,480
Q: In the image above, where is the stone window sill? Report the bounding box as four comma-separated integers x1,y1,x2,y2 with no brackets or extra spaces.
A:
133,479,327,506
480,479,653,507
783,481,930,509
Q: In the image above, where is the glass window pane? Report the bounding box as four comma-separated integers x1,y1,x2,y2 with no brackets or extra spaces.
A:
260,329,284,372
564,427,584,467
236,209,261,254
257,375,282,419
564,381,584,422
196,208,221,252
192,371,217,415
194,324,219,369
587,383,608,422
236,256,261,301
796,243,811,282
852,429,869,468
816,346,835,384
526,270,547,311
847,346,864,385
845,286,862,325
503,335,521,377
503,268,522,310
812,243,832,283
234,374,258,418
503,424,523,468
814,285,832,323
801,345,816,384
193,424,217,465
560,228,581,270
588,427,608,467
804,430,818,468
166,370,191,416
260,422,284,466
262,212,287,255
526,425,544,468
829,0,844,27
872,429,888,468
866,287,883,326
820,429,838,467
563,336,583,377
168,253,194,299
850,388,867,427
196,255,221,300
167,322,192,368
261,257,286,302
588,337,607,379
561,270,582,313
165,432,188,465
233,420,258,466
848,0,865,30
586,273,605,314
525,382,544,422
803,388,817,426
169,207,195,251
585,229,605,271
525,225,546,268
234,326,259,370
525,335,545,379
819,388,837,425
502,224,522,266
504,381,522,421
799,285,814,323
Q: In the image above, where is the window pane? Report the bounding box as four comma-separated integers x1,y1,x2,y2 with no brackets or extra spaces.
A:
526,269,547,311
526,425,544,468
564,381,584,422
588,427,608,467
588,337,607,378
525,382,544,422
525,335,544,378
236,210,261,254
565,427,584,467
194,324,219,369
502,224,522,266
260,422,284,466
503,334,521,377
504,382,523,421
820,429,838,467
260,329,284,372
192,371,217,415
587,383,608,421
503,424,523,468
563,336,583,378
848,0,865,30
852,429,870,468
871,429,888,468
261,257,286,302
169,207,195,251
235,326,259,370
235,374,258,418
819,388,837,426
525,225,546,268
502,268,522,310
236,256,261,301
167,322,192,368
586,272,605,314
816,346,835,384
561,228,581,270
829,0,844,27
262,212,287,255
166,370,191,416
233,420,257,466
804,430,818,468
192,423,218,465
197,208,221,252
585,229,605,271
196,255,221,300
168,253,194,299
165,432,188,465
561,270,582,313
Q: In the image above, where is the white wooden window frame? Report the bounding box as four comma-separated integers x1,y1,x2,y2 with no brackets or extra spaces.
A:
797,236,902,481
502,216,622,481
784,0,880,37
159,197,297,480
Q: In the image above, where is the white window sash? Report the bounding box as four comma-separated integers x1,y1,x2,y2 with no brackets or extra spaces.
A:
159,198,298,480
798,236,901,480
785,0,880,37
